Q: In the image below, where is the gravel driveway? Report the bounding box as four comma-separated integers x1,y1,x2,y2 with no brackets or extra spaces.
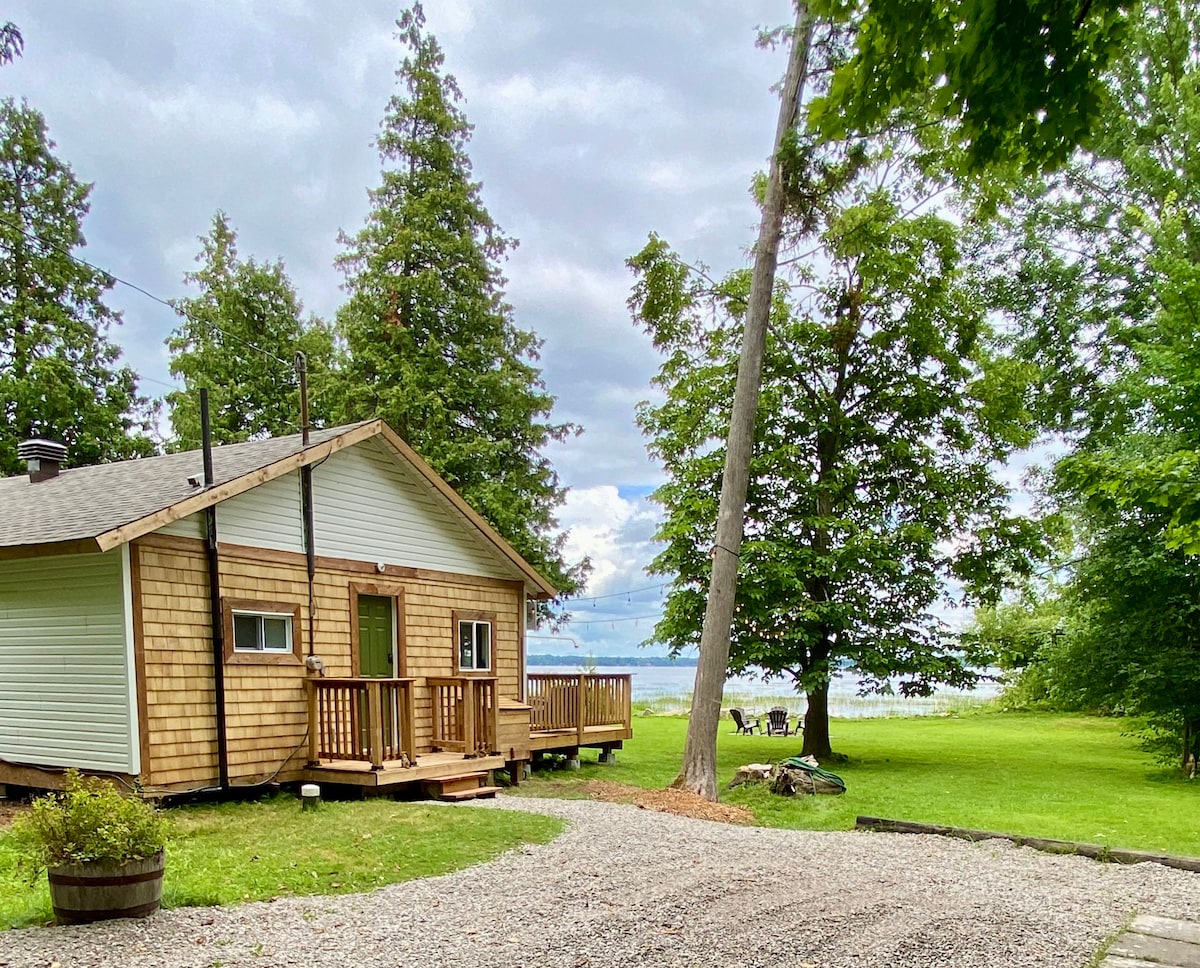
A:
2,795,1197,968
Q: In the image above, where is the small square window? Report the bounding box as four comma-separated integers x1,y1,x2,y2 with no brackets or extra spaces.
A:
458,620,490,671
232,611,293,653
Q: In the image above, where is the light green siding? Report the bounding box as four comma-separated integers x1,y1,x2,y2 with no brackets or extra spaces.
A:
0,549,136,773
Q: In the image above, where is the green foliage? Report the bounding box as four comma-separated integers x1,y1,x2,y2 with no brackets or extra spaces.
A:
629,134,1046,755
809,0,1131,171
331,4,584,596
11,771,167,874
979,2,1200,770
520,713,1200,854
1045,520,1200,764
165,212,335,449
0,792,563,929
0,98,154,475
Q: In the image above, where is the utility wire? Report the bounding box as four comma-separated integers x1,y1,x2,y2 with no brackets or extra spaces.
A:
574,612,663,625
0,215,296,369
568,581,670,603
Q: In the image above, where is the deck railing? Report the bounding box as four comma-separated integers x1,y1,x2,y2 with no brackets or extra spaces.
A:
527,673,633,741
427,676,498,758
307,677,416,770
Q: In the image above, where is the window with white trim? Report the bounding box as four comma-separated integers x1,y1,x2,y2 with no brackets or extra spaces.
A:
232,611,294,653
458,620,491,671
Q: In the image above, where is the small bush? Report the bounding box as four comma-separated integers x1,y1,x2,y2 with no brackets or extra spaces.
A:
11,770,167,873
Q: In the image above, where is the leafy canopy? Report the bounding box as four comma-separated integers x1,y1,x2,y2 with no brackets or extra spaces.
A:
631,135,1044,755
809,0,1132,170
971,0,1200,770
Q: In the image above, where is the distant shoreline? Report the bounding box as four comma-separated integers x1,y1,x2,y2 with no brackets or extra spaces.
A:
527,654,698,668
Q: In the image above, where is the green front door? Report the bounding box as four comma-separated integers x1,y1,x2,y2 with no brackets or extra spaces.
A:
357,595,394,677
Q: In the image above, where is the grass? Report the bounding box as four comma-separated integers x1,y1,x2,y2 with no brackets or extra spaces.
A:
0,793,563,930
520,711,1200,857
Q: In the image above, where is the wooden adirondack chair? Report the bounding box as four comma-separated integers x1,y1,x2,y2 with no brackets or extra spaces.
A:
729,707,761,735
765,706,792,736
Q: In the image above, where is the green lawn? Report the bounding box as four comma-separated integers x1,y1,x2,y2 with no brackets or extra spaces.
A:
2,713,1192,930
0,794,563,930
520,712,1200,857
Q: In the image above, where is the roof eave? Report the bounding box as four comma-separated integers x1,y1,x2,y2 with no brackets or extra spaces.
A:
0,537,104,561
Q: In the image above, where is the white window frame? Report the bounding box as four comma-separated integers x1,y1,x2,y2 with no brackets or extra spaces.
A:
457,619,491,672
232,610,294,654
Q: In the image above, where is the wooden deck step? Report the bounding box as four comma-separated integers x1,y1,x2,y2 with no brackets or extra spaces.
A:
422,771,492,801
437,785,502,802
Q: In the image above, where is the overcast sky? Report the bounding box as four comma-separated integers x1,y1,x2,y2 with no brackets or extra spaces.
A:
3,2,796,657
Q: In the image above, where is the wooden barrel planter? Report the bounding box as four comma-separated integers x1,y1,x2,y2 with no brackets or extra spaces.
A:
47,851,165,924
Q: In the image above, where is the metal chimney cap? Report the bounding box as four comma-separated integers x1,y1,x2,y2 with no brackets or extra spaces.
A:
17,439,68,462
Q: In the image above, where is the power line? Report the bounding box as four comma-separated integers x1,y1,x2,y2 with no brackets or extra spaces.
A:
570,581,670,604
573,612,663,626
0,215,296,370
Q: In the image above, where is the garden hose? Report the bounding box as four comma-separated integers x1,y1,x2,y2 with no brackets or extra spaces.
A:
780,756,847,791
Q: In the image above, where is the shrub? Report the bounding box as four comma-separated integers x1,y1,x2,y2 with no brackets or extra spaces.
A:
12,770,168,873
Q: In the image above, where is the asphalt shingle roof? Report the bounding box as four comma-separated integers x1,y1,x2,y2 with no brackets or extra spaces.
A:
0,423,369,549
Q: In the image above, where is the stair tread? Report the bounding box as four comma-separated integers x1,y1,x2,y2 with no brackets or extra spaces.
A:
427,771,487,783
437,786,502,802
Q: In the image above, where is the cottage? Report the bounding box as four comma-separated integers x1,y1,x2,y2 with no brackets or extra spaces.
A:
0,421,631,798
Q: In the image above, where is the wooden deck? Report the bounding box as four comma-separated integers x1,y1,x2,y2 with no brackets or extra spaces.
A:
529,724,632,752
525,673,633,755
303,673,634,789
303,750,506,788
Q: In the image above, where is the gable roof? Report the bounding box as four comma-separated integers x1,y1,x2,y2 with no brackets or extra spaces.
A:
0,420,557,597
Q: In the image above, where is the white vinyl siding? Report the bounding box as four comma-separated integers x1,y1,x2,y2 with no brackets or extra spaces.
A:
311,441,512,580
155,512,205,539
0,549,136,772
216,474,304,553
209,438,519,582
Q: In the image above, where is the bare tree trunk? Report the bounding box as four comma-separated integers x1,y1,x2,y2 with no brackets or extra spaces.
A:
674,3,815,800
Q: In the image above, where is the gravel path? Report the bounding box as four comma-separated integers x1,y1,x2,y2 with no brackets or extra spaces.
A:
2,795,1197,968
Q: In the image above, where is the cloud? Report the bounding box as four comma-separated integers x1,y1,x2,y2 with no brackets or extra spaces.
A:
481,71,674,135
559,485,660,595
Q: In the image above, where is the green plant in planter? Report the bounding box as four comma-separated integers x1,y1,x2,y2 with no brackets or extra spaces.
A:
12,770,169,923
13,770,168,872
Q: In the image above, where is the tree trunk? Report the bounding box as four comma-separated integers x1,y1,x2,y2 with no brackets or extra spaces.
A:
674,3,815,800
801,679,832,759
1184,717,1199,777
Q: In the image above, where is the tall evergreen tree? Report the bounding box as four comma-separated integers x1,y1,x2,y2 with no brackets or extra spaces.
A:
0,98,152,476
165,212,334,449
333,4,584,594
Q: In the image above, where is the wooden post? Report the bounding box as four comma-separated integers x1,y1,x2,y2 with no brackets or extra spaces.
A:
623,674,633,732
402,682,417,764
576,674,586,744
488,681,498,753
366,680,384,770
306,681,320,766
462,681,476,757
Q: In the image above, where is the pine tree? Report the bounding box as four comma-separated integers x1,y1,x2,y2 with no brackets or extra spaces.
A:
333,4,583,593
165,212,334,449
0,98,152,475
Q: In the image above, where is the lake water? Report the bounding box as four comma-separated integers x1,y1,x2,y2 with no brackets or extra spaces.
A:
532,663,1001,718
